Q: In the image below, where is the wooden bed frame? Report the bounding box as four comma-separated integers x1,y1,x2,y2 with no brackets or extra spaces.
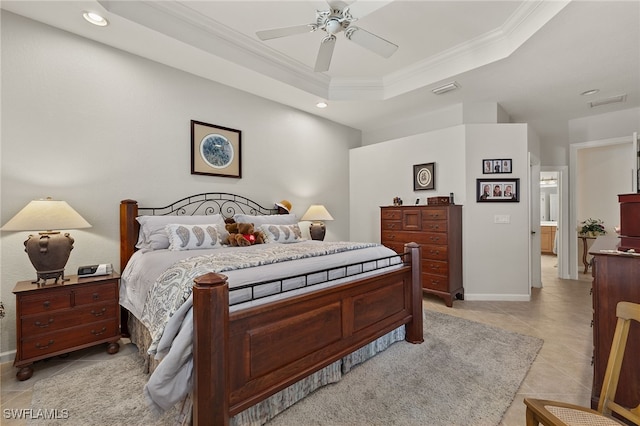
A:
119,193,423,426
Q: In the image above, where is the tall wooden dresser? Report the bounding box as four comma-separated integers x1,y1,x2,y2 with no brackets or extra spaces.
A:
589,237,639,412
380,205,463,307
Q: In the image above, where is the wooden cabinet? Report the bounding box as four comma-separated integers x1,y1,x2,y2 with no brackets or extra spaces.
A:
540,225,556,254
13,274,121,380
381,205,463,307
589,237,640,412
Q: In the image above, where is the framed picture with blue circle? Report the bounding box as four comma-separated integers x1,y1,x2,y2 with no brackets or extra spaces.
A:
413,162,435,191
191,120,242,178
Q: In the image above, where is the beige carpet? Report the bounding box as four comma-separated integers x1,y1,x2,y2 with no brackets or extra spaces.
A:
29,310,542,425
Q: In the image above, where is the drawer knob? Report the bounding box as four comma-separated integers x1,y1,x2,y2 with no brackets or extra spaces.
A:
430,236,440,242
35,340,54,350
429,250,440,255
91,308,107,317
92,293,100,301
34,318,54,328
430,265,439,271
429,225,440,230
91,327,107,336
43,301,50,308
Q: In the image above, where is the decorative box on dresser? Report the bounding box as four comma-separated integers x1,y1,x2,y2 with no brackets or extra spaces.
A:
12,273,121,380
380,204,463,307
589,236,639,413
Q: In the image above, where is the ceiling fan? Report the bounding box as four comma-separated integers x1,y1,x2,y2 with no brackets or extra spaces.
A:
256,0,398,72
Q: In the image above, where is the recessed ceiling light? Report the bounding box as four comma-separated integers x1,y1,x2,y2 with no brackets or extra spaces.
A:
432,81,459,95
316,102,328,108
580,89,599,96
83,12,109,27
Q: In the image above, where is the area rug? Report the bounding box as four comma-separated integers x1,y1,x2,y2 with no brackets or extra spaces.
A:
28,310,542,425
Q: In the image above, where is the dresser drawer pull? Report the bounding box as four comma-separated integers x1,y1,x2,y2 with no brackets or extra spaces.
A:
91,327,107,336
35,340,54,350
428,213,441,219
92,293,100,301
429,250,440,256
34,318,54,328
430,279,440,285
429,236,441,242
428,224,440,230
388,224,396,229
91,308,107,317
42,301,51,308
429,265,440,271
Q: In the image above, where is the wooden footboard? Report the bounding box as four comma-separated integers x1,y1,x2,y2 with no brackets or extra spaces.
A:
192,243,423,426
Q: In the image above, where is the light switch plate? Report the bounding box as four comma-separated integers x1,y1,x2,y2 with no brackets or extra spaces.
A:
494,214,510,224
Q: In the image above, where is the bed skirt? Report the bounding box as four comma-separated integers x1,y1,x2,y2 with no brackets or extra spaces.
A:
127,312,405,425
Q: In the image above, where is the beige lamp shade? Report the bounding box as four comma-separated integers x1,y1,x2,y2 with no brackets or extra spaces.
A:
1,198,91,284
301,205,334,222
1,198,91,232
301,205,333,241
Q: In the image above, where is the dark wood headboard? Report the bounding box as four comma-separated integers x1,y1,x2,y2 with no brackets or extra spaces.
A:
119,193,279,271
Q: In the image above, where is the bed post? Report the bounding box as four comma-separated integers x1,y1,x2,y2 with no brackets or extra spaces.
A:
404,242,424,343
119,199,139,272
193,273,230,426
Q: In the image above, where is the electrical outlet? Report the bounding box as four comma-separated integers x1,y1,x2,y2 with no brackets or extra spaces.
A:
494,214,511,224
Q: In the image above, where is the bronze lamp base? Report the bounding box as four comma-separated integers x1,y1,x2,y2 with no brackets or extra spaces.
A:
309,222,326,241
24,231,74,284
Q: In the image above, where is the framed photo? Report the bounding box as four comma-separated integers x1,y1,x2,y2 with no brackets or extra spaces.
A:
191,120,242,178
477,178,519,202
482,159,512,174
413,162,435,191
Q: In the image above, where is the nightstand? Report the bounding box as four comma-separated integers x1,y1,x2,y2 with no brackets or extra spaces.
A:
12,273,121,380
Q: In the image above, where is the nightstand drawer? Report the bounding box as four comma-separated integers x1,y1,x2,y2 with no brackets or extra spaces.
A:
19,291,71,316
21,303,117,336
74,281,117,306
21,319,118,359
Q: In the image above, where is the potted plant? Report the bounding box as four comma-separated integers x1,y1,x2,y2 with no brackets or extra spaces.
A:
579,218,606,237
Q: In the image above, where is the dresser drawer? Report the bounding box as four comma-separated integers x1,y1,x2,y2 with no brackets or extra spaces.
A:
19,291,71,316
422,232,448,245
21,319,118,360
422,220,447,233
422,273,449,292
381,220,402,231
381,209,402,220
21,303,117,336
422,260,449,277
421,209,447,221
74,281,118,306
383,231,445,245
421,245,448,261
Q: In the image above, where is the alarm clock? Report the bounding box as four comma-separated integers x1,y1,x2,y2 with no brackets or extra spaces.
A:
78,264,113,277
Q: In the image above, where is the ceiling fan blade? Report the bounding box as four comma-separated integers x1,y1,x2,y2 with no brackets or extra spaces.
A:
314,37,337,72
345,26,398,58
256,24,316,41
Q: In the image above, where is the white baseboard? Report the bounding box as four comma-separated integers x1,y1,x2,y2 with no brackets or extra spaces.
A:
0,349,16,364
463,293,531,302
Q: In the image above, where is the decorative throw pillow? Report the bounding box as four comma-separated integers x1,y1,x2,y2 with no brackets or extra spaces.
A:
234,214,298,226
166,224,225,251
136,214,226,250
259,224,303,244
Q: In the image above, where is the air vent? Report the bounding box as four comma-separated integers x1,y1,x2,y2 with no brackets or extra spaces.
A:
589,94,627,108
432,82,459,95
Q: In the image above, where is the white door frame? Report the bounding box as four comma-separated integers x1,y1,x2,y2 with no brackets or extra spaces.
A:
569,135,636,279
529,153,541,290
541,166,569,279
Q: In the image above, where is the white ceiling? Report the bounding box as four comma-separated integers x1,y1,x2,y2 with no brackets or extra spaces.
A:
3,0,639,144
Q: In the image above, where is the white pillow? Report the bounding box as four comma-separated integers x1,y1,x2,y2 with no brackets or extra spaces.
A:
166,224,225,251
259,224,303,244
136,214,226,250
234,214,298,226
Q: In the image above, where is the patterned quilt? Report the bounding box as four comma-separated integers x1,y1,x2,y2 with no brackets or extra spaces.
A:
141,241,379,354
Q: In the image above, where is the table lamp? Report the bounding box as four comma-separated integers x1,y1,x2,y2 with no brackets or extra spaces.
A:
1,197,91,284
301,205,333,241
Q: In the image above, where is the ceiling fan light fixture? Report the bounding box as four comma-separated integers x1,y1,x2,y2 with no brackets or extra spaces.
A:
432,82,459,95
589,94,627,108
316,101,328,108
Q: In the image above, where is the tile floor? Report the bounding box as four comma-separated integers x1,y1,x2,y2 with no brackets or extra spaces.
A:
1,254,593,425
